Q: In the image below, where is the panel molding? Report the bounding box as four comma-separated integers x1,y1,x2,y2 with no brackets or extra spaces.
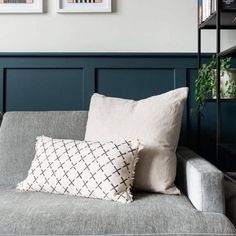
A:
4,67,84,112
0,68,4,113
84,67,96,110
0,52,235,165
0,52,233,152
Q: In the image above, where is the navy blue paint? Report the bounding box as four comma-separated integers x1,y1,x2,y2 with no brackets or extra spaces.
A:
0,69,4,113
174,68,188,145
0,53,235,164
187,69,199,150
96,69,174,99
83,66,95,109
5,68,84,111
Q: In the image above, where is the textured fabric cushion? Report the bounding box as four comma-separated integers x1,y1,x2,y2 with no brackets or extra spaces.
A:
0,111,88,186
85,88,188,194
0,186,235,236
17,136,140,203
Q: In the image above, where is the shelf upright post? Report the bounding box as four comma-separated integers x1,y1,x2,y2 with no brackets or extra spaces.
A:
197,30,202,153
197,0,202,153
216,0,221,164
198,0,201,71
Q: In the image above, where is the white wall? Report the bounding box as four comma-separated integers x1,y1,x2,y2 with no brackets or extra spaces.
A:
0,0,235,52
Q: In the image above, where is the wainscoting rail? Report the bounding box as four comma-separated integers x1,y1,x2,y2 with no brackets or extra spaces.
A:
1,52,234,161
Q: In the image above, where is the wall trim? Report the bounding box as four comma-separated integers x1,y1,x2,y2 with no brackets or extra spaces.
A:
0,52,213,57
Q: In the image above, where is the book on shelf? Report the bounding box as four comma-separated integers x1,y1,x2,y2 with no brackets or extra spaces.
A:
199,0,203,23
221,0,236,10
199,0,236,25
212,0,216,13
200,0,213,23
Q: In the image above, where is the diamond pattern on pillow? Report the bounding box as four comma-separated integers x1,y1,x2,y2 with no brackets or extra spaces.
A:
17,136,140,203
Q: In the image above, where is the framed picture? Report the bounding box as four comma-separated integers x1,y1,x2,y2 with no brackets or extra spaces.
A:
0,0,43,13
57,0,112,13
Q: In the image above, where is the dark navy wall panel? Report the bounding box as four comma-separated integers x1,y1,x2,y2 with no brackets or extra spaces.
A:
0,53,206,153
5,68,84,111
1,52,235,160
221,104,236,143
186,69,199,150
96,69,174,99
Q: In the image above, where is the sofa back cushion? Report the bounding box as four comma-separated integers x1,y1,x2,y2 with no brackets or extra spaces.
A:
0,111,88,186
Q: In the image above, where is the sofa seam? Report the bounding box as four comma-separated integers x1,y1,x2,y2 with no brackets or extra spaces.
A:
0,234,235,236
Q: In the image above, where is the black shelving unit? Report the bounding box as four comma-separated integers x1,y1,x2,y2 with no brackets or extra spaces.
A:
198,1,236,171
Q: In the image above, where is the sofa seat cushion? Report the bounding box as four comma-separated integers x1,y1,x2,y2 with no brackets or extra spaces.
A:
0,186,235,236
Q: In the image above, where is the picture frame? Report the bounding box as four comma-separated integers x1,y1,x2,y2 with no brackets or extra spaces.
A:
56,0,112,13
0,0,43,14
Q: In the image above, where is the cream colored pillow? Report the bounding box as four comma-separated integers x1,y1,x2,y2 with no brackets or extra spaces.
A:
17,136,141,203
85,88,188,194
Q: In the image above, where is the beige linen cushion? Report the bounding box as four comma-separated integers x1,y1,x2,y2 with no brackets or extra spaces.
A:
85,88,188,194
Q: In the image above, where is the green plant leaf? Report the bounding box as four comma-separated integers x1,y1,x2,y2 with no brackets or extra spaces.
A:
193,56,232,115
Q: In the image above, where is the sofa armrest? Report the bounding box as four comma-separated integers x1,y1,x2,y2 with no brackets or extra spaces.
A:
176,146,225,214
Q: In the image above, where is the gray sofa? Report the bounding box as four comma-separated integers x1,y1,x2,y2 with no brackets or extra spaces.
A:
0,111,235,236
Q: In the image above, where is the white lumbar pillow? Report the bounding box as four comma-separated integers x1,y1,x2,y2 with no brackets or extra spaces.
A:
85,88,188,194
17,136,140,203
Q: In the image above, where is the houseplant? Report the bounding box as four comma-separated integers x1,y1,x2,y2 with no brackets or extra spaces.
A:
194,55,236,114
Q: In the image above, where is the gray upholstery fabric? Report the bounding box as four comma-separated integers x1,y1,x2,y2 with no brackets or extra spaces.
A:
0,111,235,236
176,147,225,214
225,174,236,227
0,185,235,236
0,111,88,186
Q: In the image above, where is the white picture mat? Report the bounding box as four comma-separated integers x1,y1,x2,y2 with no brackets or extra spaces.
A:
57,0,112,13
0,0,43,13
